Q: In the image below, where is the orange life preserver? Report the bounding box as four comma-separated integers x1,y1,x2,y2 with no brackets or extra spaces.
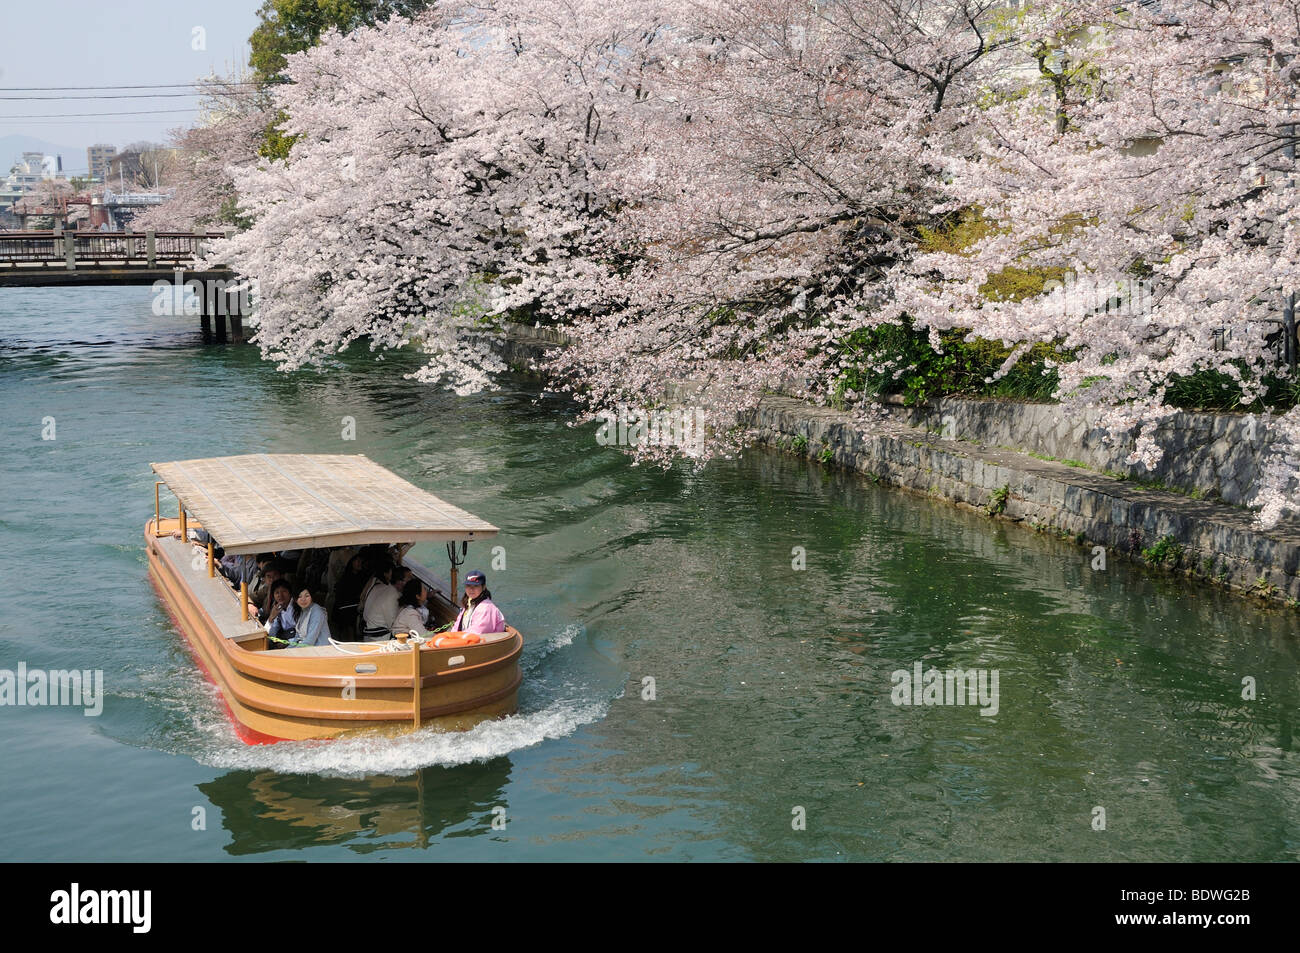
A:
433,632,482,648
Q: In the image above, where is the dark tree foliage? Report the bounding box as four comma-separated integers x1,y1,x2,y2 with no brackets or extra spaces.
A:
249,0,437,159
249,0,437,83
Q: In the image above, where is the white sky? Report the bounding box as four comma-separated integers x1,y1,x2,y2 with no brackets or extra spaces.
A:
0,0,262,169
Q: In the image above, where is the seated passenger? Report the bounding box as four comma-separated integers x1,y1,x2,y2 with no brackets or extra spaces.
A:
299,548,330,594
452,570,506,635
326,546,360,595
251,560,291,621
264,580,299,647
222,551,268,588
391,578,429,637
171,526,213,547
286,588,332,648
355,549,390,612
360,562,399,641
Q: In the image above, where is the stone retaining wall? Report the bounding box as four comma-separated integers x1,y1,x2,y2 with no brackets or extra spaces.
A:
500,327,1300,608
895,397,1271,507
495,324,570,372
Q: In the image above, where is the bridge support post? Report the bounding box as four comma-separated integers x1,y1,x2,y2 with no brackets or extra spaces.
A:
227,290,243,343
63,232,75,271
200,286,226,342
146,230,156,268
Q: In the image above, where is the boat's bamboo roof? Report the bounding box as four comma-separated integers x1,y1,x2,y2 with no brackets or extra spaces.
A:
151,454,498,555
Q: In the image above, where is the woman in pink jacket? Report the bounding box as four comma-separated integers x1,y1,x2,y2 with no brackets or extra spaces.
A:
453,570,507,634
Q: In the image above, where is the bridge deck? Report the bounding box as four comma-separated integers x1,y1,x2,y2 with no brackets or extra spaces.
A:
0,230,236,288
0,267,235,288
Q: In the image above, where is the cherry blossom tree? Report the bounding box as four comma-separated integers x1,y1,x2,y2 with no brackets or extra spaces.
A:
212,0,1023,435
201,0,1300,521
890,0,1300,521
209,0,673,392
553,0,1024,454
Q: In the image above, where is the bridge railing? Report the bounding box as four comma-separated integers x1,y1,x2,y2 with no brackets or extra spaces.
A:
0,232,61,263
0,230,229,270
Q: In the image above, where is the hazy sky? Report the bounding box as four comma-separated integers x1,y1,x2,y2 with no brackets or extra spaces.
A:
0,0,262,170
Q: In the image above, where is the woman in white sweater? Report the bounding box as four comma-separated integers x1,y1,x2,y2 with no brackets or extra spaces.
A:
390,577,429,638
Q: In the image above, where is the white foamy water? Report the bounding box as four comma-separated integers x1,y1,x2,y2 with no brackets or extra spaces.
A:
522,623,580,672
198,699,608,777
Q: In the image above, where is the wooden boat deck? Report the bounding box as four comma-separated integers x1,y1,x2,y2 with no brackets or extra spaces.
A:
152,525,264,644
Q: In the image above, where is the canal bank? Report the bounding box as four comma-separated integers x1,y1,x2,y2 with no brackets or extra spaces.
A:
500,324,1300,610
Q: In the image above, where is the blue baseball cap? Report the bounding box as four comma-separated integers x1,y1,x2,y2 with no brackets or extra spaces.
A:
464,570,486,586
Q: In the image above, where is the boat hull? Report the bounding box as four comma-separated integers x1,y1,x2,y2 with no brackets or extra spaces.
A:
146,522,522,743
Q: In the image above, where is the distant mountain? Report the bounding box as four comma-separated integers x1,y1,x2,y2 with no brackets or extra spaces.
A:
0,135,91,174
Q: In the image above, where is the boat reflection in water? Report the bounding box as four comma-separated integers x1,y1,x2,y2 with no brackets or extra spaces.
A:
197,758,513,855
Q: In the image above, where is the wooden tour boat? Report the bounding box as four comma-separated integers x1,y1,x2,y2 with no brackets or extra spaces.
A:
146,453,522,744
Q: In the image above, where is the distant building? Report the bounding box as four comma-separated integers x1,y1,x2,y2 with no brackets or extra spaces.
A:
0,152,58,215
87,144,116,182
107,150,143,188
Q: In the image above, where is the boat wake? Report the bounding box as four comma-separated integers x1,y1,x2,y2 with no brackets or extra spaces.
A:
522,622,580,673
198,698,608,777
176,622,614,777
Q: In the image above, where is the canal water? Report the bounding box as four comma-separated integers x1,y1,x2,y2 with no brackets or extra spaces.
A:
1,287,1297,861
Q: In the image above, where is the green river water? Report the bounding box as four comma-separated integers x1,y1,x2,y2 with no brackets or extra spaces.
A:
1,287,1297,861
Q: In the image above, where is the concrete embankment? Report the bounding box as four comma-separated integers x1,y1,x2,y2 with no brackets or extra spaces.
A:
500,325,1300,607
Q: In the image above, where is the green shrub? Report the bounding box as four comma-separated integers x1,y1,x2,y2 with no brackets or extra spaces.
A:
1142,536,1185,567
988,484,1010,515
829,207,1300,413
834,319,1063,406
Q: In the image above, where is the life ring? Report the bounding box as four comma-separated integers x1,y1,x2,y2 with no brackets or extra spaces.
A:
433,632,482,648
